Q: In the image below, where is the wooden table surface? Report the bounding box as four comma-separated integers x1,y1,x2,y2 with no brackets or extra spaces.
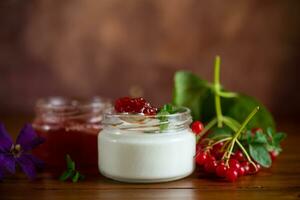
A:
0,118,299,200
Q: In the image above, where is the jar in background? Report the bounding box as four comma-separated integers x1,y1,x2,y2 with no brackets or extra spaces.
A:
98,107,195,183
32,97,111,172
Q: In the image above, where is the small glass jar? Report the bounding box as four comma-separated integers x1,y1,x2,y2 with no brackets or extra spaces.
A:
98,107,196,183
32,97,111,172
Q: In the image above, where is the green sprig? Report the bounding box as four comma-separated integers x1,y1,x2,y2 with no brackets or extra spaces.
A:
59,154,85,183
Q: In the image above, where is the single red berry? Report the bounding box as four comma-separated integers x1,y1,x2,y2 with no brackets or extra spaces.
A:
204,159,218,173
226,168,239,182
269,151,278,161
240,162,250,175
229,159,240,170
249,163,261,174
213,142,224,150
191,121,204,135
256,163,261,171
237,166,245,176
216,161,228,177
133,97,146,112
233,150,245,162
115,97,131,112
206,154,216,162
195,152,207,166
143,107,157,115
211,142,224,159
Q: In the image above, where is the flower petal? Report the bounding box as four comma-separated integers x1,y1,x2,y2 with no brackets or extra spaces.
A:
16,154,37,180
0,154,15,174
0,154,15,180
16,124,45,151
0,123,13,153
0,168,4,181
26,154,44,170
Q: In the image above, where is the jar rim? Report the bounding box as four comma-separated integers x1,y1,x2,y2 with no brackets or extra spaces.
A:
103,106,191,118
102,107,192,133
36,96,111,111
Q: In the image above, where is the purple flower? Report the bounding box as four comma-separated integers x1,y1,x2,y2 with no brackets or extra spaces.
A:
0,123,45,180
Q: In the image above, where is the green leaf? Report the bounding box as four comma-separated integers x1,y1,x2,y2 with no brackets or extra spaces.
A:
273,132,287,144
252,131,268,144
224,95,275,131
59,154,85,183
72,171,80,183
265,127,286,154
249,144,272,168
59,170,74,181
173,71,211,120
66,154,75,170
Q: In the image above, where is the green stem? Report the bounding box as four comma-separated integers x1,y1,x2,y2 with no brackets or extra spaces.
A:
233,107,259,140
236,140,257,171
196,118,217,142
210,137,232,147
218,91,238,98
224,106,260,165
222,117,239,132
214,56,223,127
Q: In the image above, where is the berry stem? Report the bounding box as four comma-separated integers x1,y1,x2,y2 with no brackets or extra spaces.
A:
223,106,260,165
222,116,241,132
214,56,223,128
211,137,232,147
197,118,217,142
236,139,257,171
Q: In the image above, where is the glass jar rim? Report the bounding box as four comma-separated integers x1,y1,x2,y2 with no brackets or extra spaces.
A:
34,96,112,125
36,96,111,111
105,106,190,118
102,107,192,133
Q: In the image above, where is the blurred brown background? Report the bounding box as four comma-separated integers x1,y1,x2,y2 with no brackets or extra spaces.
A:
0,0,299,119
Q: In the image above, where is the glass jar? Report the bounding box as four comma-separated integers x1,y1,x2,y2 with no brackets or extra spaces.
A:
32,97,111,172
98,107,196,183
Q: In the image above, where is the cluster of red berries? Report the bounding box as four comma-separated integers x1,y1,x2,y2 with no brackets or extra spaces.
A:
114,97,158,115
191,121,261,182
195,147,261,182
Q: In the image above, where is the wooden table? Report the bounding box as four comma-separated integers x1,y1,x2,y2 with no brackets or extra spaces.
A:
0,118,299,200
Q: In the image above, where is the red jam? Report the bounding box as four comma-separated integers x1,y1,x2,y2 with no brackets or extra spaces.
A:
32,97,111,173
114,97,157,115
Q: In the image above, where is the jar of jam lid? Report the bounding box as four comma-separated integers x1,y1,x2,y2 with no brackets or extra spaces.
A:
32,97,111,173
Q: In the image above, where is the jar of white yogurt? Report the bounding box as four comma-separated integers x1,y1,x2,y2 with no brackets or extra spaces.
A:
98,107,196,183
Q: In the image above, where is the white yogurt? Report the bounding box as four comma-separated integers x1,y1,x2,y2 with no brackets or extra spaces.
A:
98,108,196,183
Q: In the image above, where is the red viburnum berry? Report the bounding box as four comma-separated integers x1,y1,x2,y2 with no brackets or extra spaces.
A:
191,121,204,135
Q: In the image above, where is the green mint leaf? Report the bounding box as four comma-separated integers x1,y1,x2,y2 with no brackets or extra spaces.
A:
157,110,170,132
249,144,272,168
266,127,273,139
60,154,85,183
252,131,268,144
66,154,75,170
173,71,211,120
157,104,184,132
59,169,74,181
72,171,80,183
273,132,287,145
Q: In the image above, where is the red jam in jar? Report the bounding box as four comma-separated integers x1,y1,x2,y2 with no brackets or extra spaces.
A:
32,97,111,173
